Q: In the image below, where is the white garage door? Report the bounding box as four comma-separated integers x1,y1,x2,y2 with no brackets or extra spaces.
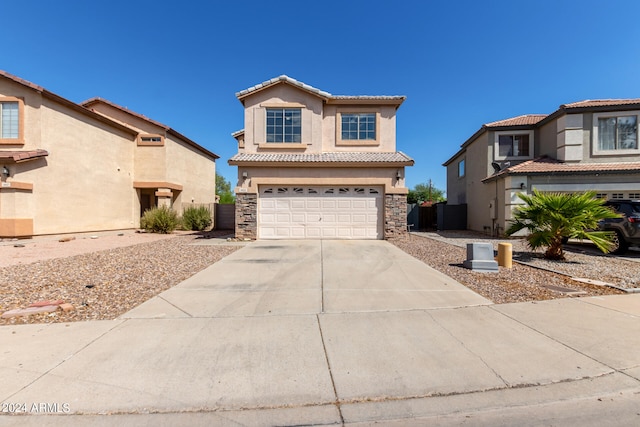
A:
258,186,383,239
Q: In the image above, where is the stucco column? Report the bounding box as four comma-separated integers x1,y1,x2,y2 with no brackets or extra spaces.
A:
155,188,173,209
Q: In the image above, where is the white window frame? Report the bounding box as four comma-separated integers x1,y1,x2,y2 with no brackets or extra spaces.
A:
494,130,534,161
592,110,640,156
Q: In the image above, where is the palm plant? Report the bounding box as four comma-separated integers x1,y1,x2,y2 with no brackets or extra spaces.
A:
505,190,621,260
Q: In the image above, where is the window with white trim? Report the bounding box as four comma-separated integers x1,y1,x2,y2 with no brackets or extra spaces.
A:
597,115,637,151
593,111,639,155
494,130,533,160
266,108,301,143
0,98,23,143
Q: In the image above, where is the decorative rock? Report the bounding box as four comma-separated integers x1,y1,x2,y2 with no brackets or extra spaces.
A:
14,244,25,248
29,300,64,307
59,237,76,242
59,303,75,312
2,305,59,318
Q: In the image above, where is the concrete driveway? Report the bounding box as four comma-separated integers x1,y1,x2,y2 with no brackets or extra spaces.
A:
2,240,640,426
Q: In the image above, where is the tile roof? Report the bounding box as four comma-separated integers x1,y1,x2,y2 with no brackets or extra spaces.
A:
484,114,547,127
482,156,640,182
236,75,332,99
236,75,405,104
562,99,640,109
229,151,414,165
0,149,49,163
81,98,219,160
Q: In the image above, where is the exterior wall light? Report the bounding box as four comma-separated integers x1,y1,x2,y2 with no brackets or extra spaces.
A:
242,171,248,179
2,166,9,177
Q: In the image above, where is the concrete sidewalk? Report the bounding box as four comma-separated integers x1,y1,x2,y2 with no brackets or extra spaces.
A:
1,240,640,426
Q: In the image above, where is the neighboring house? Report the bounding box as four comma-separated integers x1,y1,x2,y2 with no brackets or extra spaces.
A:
444,100,640,235
229,75,413,240
0,70,218,238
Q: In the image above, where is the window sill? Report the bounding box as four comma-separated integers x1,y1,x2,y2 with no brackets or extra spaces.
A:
336,140,380,147
0,140,24,145
258,143,308,149
592,149,640,157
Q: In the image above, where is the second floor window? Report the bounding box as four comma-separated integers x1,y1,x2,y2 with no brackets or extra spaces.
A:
0,101,19,139
498,134,530,158
341,113,376,140
266,108,301,143
598,115,637,151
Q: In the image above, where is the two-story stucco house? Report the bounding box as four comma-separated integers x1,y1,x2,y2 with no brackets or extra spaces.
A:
444,99,640,235
229,75,413,240
0,70,218,238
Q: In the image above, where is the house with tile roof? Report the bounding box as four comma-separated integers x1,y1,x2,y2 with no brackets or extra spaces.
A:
0,70,218,238
443,100,640,235
229,75,414,239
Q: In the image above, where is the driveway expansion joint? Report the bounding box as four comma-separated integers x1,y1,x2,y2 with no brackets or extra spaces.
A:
315,314,344,425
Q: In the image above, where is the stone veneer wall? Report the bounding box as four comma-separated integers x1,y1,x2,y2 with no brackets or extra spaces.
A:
235,193,257,240
384,194,408,238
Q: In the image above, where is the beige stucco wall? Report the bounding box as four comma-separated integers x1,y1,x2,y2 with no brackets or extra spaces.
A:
0,78,217,237
165,136,216,211
235,166,408,195
445,152,467,205
31,99,137,234
322,104,397,152
240,84,399,154
241,85,324,153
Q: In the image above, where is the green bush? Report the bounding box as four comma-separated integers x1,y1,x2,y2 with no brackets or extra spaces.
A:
181,205,212,231
140,206,179,234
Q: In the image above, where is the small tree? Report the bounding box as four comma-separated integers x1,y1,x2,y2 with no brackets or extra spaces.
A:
505,190,621,260
407,180,446,204
216,173,235,204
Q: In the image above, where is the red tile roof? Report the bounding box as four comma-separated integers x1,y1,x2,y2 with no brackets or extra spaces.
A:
484,114,547,127
562,99,640,109
0,149,49,163
482,156,640,182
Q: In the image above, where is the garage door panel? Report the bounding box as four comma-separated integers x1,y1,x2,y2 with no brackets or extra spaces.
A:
259,186,383,239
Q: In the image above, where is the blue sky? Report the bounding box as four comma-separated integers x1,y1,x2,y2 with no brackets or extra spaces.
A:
4,0,640,193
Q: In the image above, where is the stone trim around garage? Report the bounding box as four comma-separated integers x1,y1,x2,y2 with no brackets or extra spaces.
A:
235,192,408,240
235,193,257,240
384,193,408,239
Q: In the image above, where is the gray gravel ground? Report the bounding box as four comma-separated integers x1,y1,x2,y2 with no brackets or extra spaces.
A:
1,230,633,325
391,231,627,304
0,231,239,325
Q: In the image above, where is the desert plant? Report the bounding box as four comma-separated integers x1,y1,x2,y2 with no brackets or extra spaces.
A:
140,206,180,234
505,190,621,260
181,205,212,231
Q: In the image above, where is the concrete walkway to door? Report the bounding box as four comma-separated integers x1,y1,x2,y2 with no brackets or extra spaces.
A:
2,240,640,426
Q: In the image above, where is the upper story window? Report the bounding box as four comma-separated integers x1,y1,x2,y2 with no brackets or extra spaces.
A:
341,113,376,140
0,98,24,144
458,159,465,178
597,115,637,151
494,130,533,160
137,134,164,146
266,108,301,143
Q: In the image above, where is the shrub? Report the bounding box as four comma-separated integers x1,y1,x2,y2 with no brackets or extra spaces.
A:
140,206,180,234
181,205,212,231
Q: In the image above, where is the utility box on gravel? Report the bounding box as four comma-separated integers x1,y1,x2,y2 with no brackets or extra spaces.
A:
463,243,499,272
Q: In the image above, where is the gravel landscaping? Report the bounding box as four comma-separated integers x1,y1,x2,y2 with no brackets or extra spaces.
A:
391,231,633,304
1,229,634,325
0,231,240,326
